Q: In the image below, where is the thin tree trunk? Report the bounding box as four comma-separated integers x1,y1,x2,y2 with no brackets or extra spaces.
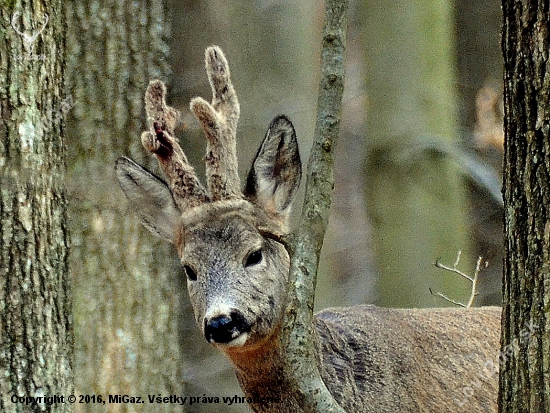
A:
282,1,348,411
66,2,187,412
500,0,550,411
360,0,472,307
0,2,73,412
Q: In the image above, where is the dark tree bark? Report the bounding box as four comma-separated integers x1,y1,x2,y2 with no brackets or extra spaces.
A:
0,2,73,412
500,1,550,411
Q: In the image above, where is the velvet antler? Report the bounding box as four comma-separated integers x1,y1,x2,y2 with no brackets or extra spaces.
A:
141,80,209,210
190,46,241,201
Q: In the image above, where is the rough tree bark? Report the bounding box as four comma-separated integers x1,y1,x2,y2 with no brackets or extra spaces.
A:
282,1,348,412
0,2,73,412
500,0,550,411
65,2,188,412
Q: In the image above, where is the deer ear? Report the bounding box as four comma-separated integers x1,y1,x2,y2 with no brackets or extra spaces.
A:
115,157,181,243
245,115,302,219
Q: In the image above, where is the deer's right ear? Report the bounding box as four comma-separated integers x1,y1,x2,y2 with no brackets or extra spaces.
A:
115,157,181,243
244,115,302,220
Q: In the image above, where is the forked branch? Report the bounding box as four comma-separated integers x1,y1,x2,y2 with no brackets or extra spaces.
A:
432,251,487,308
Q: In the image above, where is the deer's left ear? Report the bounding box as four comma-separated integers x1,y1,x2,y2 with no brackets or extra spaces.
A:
244,115,302,219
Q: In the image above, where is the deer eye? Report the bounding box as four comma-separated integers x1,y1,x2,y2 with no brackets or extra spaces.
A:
244,249,263,267
183,265,197,281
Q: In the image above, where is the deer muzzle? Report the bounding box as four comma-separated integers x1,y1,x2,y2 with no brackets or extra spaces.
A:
204,310,251,345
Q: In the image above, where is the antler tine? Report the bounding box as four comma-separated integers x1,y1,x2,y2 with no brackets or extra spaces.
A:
142,80,209,210
190,46,241,201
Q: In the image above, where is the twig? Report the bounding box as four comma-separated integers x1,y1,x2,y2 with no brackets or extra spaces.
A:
432,251,487,308
429,288,467,308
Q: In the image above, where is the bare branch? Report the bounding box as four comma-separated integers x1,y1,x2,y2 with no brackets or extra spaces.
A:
429,288,467,308
432,251,487,308
434,251,474,283
467,256,488,308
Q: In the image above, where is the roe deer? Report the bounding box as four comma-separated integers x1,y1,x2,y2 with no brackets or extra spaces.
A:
115,46,501,412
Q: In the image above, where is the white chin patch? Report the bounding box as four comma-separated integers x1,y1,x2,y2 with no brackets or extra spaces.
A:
220,332,249,348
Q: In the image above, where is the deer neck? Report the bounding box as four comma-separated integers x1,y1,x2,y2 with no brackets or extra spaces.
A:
223,326,303,412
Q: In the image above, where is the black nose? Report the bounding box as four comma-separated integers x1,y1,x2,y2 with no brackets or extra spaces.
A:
204,311,251,344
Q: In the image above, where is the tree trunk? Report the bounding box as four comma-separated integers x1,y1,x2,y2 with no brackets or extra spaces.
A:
281,1,348,412
500,1,550,411
0,2,73,412
360,0,472,307
65,2,188,412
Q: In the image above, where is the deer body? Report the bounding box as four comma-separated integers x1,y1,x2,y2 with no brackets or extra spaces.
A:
227,305,500,412
116,46,500,412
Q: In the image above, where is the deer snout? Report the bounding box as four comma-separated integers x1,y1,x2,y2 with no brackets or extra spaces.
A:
204,310,251,345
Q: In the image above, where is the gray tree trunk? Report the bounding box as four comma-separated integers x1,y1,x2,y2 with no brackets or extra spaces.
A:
360,0,472,307
65,2,188,412
281,1,348,412
500,0,550,411
0,2,73,412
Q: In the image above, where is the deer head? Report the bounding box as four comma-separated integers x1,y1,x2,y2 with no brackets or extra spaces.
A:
116,46,301,350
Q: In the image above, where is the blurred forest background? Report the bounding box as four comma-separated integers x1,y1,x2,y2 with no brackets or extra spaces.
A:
65,0,503,411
